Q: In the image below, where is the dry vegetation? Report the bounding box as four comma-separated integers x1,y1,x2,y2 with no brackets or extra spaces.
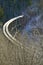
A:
4,14,43,65
0,28,43,65
0,0,43,65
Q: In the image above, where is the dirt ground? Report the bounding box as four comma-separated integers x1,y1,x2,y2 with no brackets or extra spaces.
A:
0,29,43,65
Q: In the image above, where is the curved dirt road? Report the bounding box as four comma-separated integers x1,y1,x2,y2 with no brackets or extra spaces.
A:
3,15,24,47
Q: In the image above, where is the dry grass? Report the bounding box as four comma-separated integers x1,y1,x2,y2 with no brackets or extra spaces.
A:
0,29,43,65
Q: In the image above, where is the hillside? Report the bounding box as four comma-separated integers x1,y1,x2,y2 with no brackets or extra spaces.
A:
0,25,43,65
0,0,43,65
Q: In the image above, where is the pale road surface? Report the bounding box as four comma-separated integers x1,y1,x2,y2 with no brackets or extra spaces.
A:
3,15,26,48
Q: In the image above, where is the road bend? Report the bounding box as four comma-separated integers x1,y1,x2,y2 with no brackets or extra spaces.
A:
3,15,28,49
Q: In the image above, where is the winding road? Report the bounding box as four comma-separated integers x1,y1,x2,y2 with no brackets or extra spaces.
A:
3,15,27,48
